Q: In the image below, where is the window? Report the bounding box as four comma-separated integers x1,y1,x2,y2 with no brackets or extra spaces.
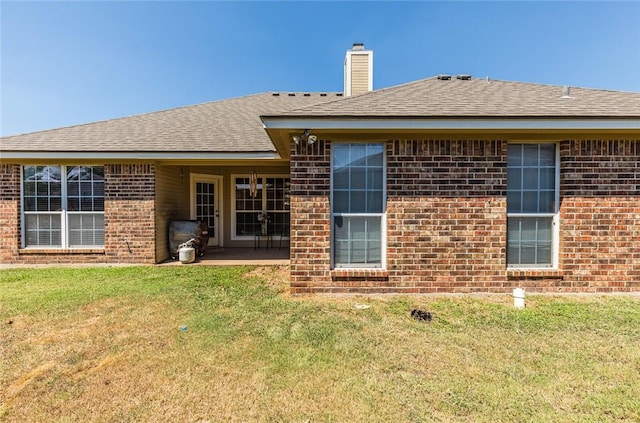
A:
22,165,104,248
506,144,558,267
332,143,385,268
232,175,289,238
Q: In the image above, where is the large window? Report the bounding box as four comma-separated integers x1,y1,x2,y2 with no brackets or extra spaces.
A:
332,143,385,268
507,144,558,267
233,176,289,238
22,165,104,248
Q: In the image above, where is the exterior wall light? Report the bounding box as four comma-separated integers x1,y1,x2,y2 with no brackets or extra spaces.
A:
293,129,317,145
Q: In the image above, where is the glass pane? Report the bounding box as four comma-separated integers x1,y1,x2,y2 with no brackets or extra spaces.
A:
507,145,522,166
506,191,522,213
350,191,366,213
350,168,366,189
368,168,383,191
506,168,521,190
367,240,381,262
334,216,382,266
333,168,349,189
539,168,555,190
539,191,555,213
507,217,553,267
538,243,552,264
366,144,384,166
539,144,555,166
350,241,366,263
523,144,539,166
537,218,553,241
367,192,383,213
349,144,367,166
333,144,350,167
523,168,538,190
334,240,349,264
25,214,62,247
522,191,538,212
333,191,349,213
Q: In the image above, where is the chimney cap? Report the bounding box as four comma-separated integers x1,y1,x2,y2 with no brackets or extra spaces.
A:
352,43,365,50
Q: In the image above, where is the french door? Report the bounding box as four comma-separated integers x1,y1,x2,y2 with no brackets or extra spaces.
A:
191,175,222,246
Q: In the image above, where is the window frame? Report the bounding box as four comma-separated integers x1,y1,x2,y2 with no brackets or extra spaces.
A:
230,173,290,241
506,142,560,269
20,165,105,249
330,142,387,269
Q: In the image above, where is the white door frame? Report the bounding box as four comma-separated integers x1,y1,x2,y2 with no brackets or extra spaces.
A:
190,174,224,247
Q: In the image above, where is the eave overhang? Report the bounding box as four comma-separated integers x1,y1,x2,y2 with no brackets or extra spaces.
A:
0,151,281,162
262,116,640,157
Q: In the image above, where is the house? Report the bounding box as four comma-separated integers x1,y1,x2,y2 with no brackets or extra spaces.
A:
2,44,639,293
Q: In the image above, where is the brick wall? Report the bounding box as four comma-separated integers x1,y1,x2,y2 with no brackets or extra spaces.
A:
0,164,21,264
0,163,157,265
289,140,332,292
559,140,640,291
289,138,640,294
104,164,157,263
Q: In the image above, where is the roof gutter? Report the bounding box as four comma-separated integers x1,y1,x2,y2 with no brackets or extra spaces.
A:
261,117,640,131
0,151,282,161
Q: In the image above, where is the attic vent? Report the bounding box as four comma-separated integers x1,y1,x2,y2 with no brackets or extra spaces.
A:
437,74,452,80
561,86,571,98
337,93,343,96
320,93,327,96
288,93,295,96
303,93,310,96
272,93,280,96
456,74,472,80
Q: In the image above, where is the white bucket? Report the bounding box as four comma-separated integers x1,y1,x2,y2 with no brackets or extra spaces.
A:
513,288,525,309
179,246,195,264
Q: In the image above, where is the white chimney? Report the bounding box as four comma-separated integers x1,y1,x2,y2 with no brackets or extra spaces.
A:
344,43,373,96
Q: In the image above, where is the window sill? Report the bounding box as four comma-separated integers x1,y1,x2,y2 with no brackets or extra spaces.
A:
507,268,564,279
331,268,389,279
18,248,105,255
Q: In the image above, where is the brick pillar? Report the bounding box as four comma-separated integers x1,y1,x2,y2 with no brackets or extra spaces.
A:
104,164,157,263
0,164,21,263
289,139,332,294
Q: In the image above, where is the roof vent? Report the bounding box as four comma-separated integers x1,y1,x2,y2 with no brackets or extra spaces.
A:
352,43,365,51
561,86,571,98
288,93,295,96
437,74,452,80
272,92,280,96
456,74,472,80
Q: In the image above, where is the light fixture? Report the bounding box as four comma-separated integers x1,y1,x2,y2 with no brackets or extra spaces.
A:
292,129,317,145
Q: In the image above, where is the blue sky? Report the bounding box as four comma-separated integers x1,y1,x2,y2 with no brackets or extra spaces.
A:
1,1,639,136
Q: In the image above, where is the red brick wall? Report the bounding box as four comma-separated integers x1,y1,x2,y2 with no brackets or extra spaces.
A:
559,140,640,291
289,138,640,294
104,164,157,263
0,163,157,265
0,164,21,264
289,140,332,292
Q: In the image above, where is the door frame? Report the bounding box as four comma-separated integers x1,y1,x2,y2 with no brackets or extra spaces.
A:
190,173,224,247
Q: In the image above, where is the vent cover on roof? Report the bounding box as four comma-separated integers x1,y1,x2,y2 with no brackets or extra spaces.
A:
437,74,452,80
456,74,472,80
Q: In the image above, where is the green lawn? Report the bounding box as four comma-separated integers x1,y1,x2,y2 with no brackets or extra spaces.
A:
1,265,639,422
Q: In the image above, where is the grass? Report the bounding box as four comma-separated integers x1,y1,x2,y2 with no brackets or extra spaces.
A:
1,265,639,422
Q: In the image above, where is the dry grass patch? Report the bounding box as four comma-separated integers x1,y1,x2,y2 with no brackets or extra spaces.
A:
1,266,639,422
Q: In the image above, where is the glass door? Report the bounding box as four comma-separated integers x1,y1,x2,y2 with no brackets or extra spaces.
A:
191,175,222,246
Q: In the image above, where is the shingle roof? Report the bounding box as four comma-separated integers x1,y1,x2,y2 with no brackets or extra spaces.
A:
275,77,640,118
1,92,342,152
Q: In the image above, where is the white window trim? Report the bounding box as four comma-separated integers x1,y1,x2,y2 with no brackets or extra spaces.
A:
20,165,105,249
330,143,387,270
506,142,560,269
230,173,290,241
